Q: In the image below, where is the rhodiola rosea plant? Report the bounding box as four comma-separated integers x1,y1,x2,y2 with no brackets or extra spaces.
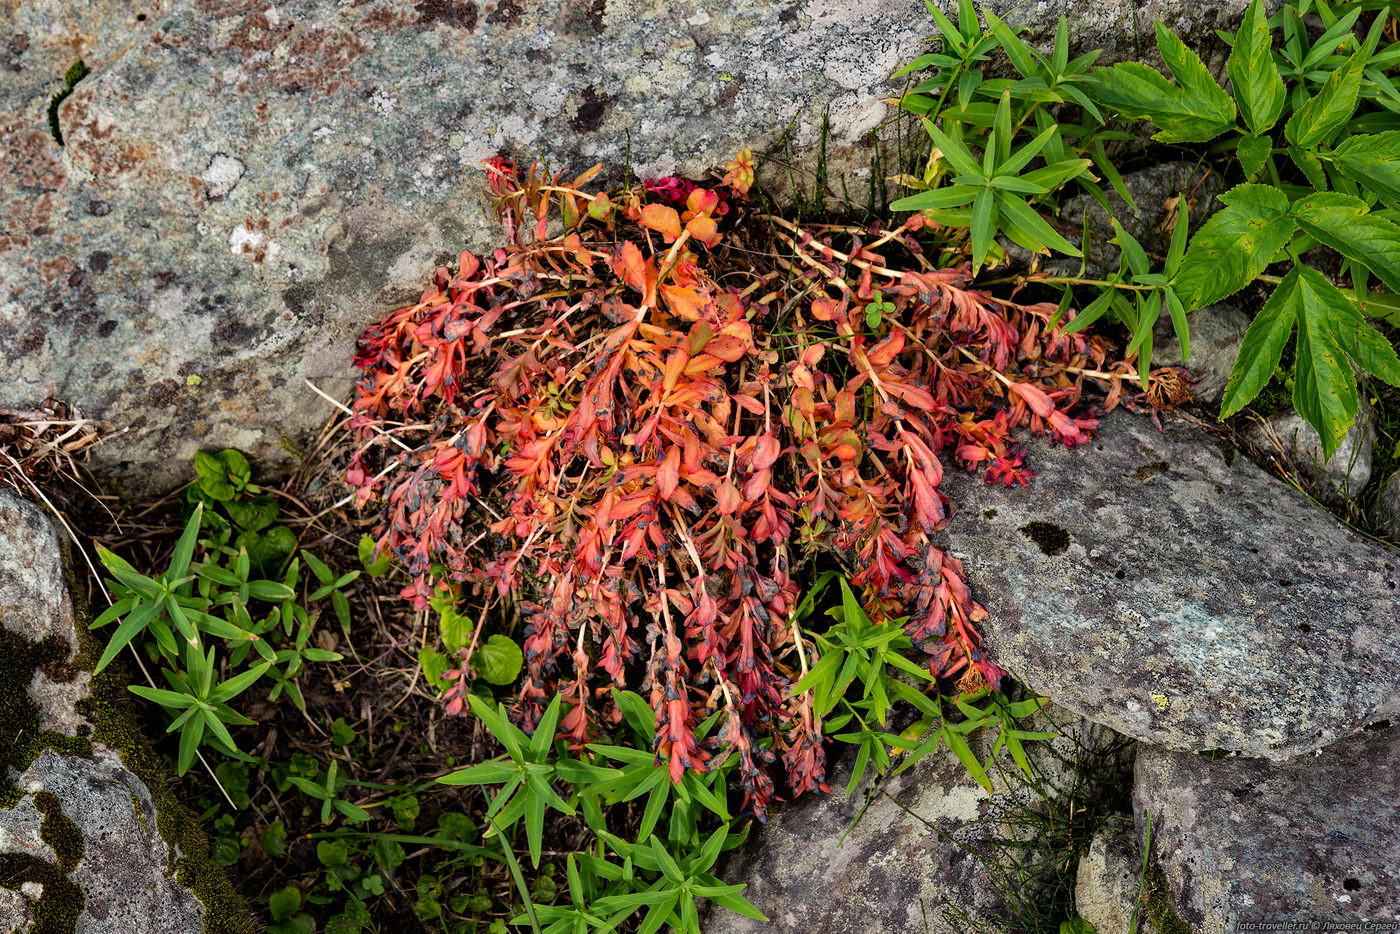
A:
345,153,1133,817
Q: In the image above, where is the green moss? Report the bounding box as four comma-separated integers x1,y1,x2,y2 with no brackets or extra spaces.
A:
1019,520,1071,556
33,793,84,872
0,630,89,808
1130,460,1170,482
46,60,89,146
1144,866,1192,934
0,851,85,934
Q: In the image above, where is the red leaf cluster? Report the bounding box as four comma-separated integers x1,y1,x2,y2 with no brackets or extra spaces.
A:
345,157,1130,817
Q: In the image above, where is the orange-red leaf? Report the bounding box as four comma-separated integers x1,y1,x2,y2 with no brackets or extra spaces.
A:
640,204,683,242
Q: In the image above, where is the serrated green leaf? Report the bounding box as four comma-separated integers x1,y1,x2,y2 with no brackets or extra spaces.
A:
1091,62,1236,143
1173,184,1295,309
1290,191,1400,294
1291,269,1360,459
1329,132,1400,210
1221,276,1300,420
1228,0,1285,135
1284,49,1365,149
1236,134,1272,180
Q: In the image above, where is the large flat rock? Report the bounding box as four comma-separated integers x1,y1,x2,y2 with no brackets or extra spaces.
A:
1,0,1246,493
1135,728,1400,931
942,410,1400,759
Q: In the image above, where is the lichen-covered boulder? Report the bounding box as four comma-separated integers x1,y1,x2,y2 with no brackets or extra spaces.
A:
0,488,252,933
706,706,1131,933
1135,728,1400,932
941,410,1400,759
0,0,1247,494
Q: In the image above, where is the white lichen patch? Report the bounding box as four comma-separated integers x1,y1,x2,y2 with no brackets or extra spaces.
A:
200,153,245,199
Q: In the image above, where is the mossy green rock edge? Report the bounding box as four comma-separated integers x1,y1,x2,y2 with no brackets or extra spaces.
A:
0,504,254,934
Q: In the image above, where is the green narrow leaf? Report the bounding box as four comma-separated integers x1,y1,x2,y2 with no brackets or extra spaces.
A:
996,193,1080,256
985,10,1037,78
1227,0,1285,135
889,185,979,212
169,505,203,580
923,119,983,179
969,187,996,271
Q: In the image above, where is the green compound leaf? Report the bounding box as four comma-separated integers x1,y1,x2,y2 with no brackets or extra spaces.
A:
1091,23,1235,143
1173,184,1296,309
1222,265,1395,458
1227,0,1286,136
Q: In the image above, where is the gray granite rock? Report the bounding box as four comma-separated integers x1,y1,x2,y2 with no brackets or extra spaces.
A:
942,410,1400,759
1376,472,1400,540
1152,303,1250,405
1075,821,1161,934
0,488,243,931
1,0,1247,494
1135,727,1400,933
1037,161,1226,280
1245,403,1377,497
5,748,208,934
706,706,1132,933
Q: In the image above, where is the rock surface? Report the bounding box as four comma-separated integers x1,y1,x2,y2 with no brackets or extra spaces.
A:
1152,303,1249,405
5,748,208,934
1135,727,1400,932
942,409,1400,759
1245,403,1376,496
1075,821,1162,934
1376,472,1400,540
706,706,1131,934
1043,161,1225,280
1,0,1247,494
0,488,246,932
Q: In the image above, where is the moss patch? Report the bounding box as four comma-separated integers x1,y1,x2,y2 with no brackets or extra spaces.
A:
33,793,84,872
1144,865,1192,934
1019,520,1071,556
46,60,89,147
0,851,85,934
